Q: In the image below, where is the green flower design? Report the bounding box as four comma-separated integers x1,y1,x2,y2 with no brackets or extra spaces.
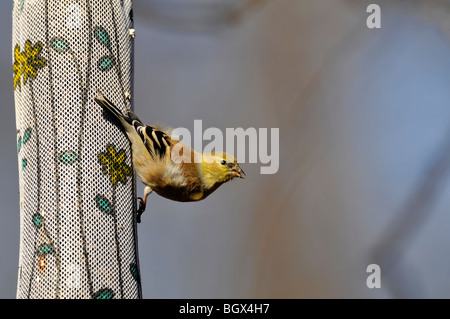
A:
95,194,113,214
98,145,132,187
50,37,70,54
32,213,43,228
13,40,47,91
93,26,117,72
18,0,25,13
130,263,140,282
59,150,78,165
93,288,115,299
35,243,54,256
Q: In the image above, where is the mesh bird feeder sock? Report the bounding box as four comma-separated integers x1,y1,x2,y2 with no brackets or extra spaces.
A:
13,0,141,299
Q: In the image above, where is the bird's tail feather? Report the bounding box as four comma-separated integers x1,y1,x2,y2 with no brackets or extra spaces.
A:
94,92,132,125
126,109,143,124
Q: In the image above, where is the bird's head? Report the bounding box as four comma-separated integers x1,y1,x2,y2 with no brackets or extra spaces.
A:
200,152,245,188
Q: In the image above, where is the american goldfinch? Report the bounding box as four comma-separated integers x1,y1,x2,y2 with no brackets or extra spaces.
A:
94,92,245,222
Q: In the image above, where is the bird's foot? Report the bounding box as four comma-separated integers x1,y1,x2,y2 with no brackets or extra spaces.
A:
137,197,146,223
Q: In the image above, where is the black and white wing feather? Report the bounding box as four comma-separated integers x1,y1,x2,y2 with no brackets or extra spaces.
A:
134,123,171,159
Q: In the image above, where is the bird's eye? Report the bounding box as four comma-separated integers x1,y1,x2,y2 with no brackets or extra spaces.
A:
220,160,226,165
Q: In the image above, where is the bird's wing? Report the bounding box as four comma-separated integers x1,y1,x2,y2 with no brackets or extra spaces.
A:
132,121,173,160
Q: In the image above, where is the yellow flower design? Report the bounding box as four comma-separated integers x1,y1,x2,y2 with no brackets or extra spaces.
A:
13,45,24,91
98,145,132,187
13,40,47,91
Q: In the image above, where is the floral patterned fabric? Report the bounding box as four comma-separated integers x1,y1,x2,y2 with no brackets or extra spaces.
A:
13,0,141,299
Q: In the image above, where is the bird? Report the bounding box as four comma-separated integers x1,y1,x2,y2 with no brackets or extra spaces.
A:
94,92,245,222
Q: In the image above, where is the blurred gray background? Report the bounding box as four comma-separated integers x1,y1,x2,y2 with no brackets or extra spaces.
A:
2,0,450,298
